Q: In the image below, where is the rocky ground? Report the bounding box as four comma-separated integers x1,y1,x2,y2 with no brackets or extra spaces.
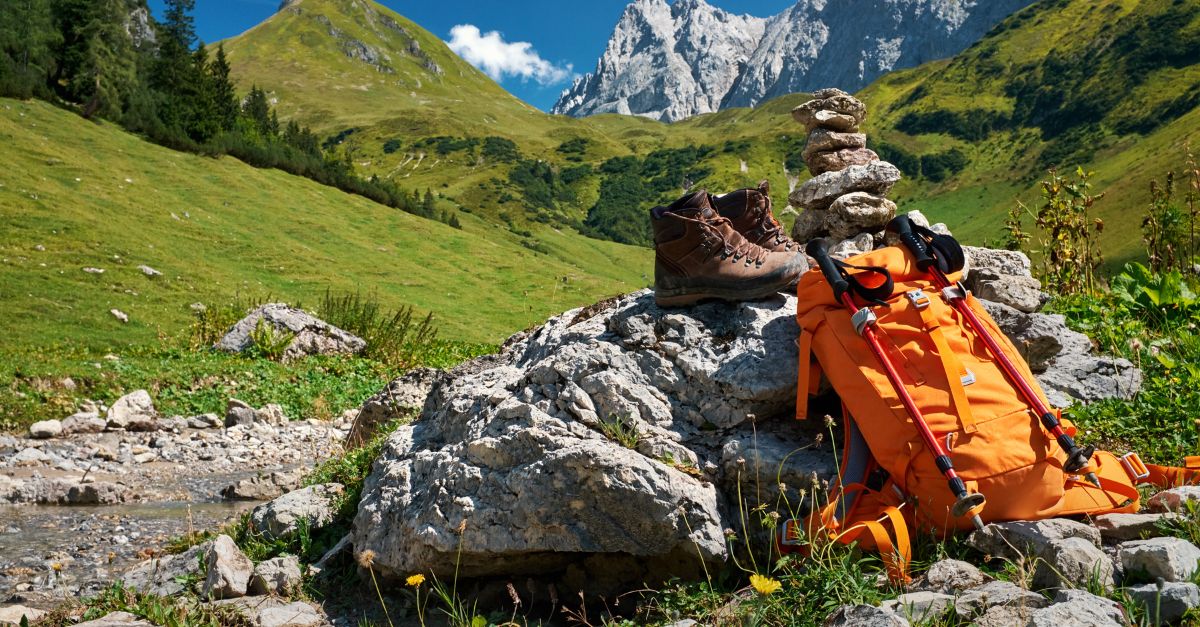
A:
0,393,350,607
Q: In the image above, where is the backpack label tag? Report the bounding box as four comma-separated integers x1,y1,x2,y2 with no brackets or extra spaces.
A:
961,369,976,386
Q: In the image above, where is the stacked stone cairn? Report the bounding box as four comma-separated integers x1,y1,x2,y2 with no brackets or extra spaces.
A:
788,88,911,258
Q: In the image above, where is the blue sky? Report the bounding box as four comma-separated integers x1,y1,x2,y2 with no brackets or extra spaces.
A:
148,0,797,111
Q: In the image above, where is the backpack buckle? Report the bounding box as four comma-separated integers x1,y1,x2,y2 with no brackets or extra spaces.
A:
905,289,930,309
779,518,804,548
1119,452,1150,481
851,307,877,336
942,283,968,302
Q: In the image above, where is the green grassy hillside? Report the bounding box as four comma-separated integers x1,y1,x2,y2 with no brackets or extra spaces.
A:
0,98,650,351
220,0,1200,268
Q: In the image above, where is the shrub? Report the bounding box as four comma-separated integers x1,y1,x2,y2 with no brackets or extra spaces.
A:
317,290,438,369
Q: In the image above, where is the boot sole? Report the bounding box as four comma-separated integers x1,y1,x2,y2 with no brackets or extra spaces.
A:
655,279,798,307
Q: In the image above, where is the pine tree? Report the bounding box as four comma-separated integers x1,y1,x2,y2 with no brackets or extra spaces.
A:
209,44,238,132
242,85,271,137
422,188,436,218
183,43,219,142
0,0,58,98
152,0,197,134
448,213,462,229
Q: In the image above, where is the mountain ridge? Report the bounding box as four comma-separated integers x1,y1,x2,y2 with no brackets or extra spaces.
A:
554,0,1038,122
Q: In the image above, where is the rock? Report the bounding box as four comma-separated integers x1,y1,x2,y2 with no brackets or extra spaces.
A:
978,301,1078,373
1126,581,1200,624
107,390,156,430
802,129,867,161
789,161,902,211
215,303,365,361
250,555,303,596
1092,512,1175,543
10,447,50,466
203,535,254,600
222,469,305,501
1146,486,1200,513
1036,351,1143,407
792,94,866,132
825,192,897,241
968,519,1113,591
0,605,47,625
226,398,257,427
110,309,129,323
188,413,223,429
124,542,208,596
1028,589,1124,626
807,147,879,175
881,591,953,623
72,612,153,627
829,232,875,259
83,267,105,274
346,367,440,448
27,479,130,504
1118,537,1200,582
964,246,1033,281
137,265,161,277
62,411,107,434
912,559,988,594
1033,536,1115,591
256,602,325,627
973,605,1033,627
257,404,288,427
251,484,343,540
791,207,827,242
823,604,909,626
954,580,1049,617
353,290,834,592
28,419,62,439
974,274,1047,313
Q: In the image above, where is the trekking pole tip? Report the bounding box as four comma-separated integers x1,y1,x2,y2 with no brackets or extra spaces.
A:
971,515,985,532
1086,472,1101,489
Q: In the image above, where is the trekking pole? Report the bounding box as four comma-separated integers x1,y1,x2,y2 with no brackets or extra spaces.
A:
806,239,986,530
886,216,1101,488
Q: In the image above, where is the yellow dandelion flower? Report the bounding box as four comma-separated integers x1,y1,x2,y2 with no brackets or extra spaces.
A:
407,573,426,587
750,574,782,596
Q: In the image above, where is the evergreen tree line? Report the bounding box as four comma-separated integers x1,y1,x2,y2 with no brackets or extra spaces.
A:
0,0,460,227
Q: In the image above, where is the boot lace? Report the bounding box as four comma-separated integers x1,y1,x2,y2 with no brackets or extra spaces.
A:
703,217,770,266
751,204,798,251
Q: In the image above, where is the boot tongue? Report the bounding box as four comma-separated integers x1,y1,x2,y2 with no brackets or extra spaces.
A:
662,190,716,220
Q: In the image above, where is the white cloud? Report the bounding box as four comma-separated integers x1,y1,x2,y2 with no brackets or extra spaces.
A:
446,24,574,85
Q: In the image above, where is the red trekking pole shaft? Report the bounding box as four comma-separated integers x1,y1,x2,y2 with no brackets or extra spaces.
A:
807,240,985,530
886,217,1099,486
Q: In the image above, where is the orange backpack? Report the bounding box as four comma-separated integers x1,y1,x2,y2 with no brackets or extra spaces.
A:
783,243,1157,581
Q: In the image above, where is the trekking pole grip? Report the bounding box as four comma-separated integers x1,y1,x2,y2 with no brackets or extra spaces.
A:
886,216,936,272
806,239,849,301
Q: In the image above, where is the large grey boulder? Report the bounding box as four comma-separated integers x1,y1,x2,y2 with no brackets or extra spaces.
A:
1092,512,1176,543
788,161,901,211
824,604,909,626
124,542,209,596
963,246,1033,281
28,420,62,439
912,559,988,594
1029,589,1124,626
203,534,254,600
825,192,896,241
216,303,365,361
353,290,833,592
1126,581,1200,624
1118,537,1200,582
251,484,343,540
954,580,1049,617
881,591,953,623
106,390,156,430
250,555,303,596
346,367,440,447
967,520,1114,591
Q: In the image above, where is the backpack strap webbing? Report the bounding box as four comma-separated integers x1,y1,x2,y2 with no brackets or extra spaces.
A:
914,299,978,433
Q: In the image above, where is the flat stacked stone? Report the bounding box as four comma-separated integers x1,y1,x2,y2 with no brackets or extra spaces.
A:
788,87,899,258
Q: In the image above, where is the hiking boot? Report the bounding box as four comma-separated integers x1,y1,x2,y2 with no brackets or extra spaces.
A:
711,180,799,254
652,190,808,307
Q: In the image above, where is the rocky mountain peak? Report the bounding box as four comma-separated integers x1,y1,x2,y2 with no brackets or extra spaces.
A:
553,0,1037,122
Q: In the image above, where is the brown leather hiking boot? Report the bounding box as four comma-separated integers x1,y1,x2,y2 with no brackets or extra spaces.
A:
652,190,808,307
711,180,799,254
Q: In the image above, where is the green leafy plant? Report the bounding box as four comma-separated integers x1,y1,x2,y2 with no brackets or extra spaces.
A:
1019,166,1105,296
247,318,294,361
1110,262,1199,329
598,413,641,450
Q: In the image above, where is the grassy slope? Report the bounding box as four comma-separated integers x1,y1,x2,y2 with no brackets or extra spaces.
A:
0,98,650,351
